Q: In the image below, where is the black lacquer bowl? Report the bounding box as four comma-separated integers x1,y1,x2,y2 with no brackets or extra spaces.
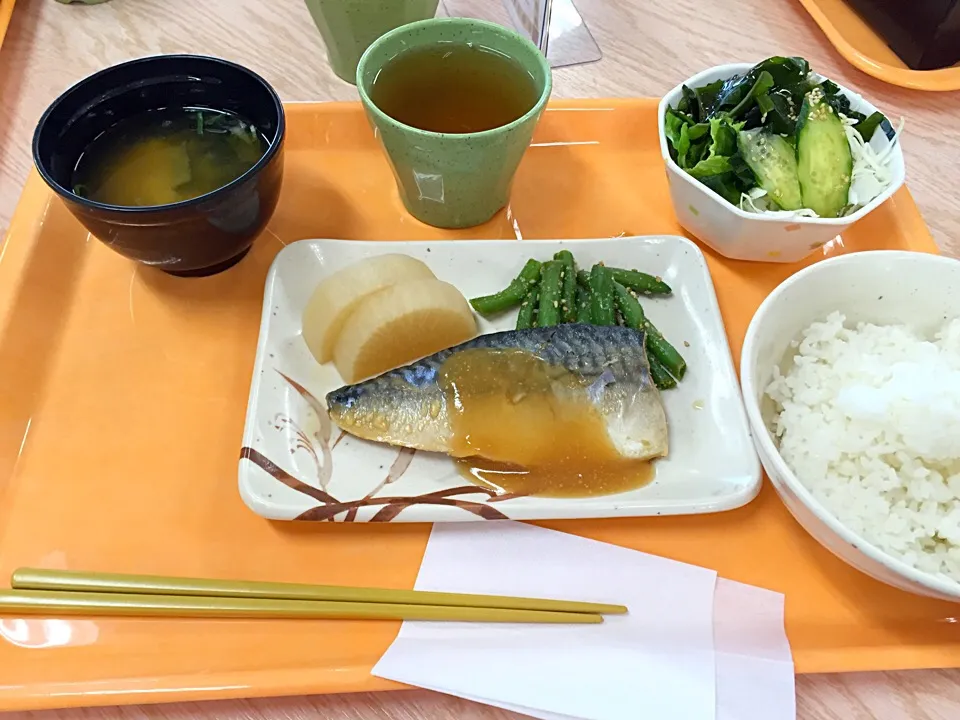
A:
33,55,285,277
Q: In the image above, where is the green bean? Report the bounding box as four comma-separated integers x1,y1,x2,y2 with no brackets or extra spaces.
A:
575,285,592,323
553,250,578,323
607,267,672,295
649,357,677,390
470,259,542,315
588,264,616,326
612,280,644,329
537,261,564,327
645,322,687,380
612,281,686,380
516,284,539,330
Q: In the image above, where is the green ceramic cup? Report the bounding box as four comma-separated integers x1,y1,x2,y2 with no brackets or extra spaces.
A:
356,17,552,229
303,0,440,84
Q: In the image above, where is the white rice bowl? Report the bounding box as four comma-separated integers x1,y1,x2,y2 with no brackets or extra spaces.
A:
766,311,960,586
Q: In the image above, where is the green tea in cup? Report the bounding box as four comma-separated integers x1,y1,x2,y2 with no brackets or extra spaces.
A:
369,44,540,133
357,17,552,229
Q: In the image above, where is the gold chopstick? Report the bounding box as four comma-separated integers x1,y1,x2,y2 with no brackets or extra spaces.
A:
12,568,627,615
0,589,602,623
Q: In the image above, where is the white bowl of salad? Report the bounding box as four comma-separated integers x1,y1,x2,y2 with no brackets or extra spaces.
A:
657,58,904,263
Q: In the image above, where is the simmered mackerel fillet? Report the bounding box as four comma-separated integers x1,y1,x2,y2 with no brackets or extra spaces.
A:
326,323,669,463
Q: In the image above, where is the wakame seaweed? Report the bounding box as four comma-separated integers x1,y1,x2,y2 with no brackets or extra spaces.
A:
663,57,889,207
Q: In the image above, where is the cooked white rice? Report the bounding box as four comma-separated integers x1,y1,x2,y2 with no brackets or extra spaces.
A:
766,311,960,585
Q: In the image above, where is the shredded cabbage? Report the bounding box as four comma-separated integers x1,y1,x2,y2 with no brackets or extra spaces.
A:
842,113,903,211
738,187,816,216
739,115,903,218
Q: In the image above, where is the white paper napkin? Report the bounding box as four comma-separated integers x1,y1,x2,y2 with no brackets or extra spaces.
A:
394,579,795,720
374,521,718,720
714,579,795,720
373,521,796,720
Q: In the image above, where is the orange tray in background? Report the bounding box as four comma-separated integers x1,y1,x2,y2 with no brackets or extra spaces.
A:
799,0,960,91
0,0,15,52
0,99,957,711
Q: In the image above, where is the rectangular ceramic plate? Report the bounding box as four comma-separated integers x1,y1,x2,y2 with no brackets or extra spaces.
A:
239,237,760,522
1,100,958,712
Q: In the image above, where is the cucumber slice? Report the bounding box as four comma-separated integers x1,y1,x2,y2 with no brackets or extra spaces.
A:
737,129,803,210
797,88,853,218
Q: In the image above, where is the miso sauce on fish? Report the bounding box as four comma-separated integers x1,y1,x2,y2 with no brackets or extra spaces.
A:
326,324,669,498
441,348,655,497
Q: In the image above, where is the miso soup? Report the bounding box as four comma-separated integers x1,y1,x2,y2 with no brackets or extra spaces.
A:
71,108,267,207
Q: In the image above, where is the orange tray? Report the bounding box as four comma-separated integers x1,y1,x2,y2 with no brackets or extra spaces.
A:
799,0,960,91
0,99,958,712
0,0,15,52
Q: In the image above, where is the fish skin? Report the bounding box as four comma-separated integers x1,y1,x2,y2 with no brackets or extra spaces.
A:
325,324,669,459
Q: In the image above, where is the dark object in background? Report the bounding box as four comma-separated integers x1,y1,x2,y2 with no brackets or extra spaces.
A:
843,0,960,70
33,55,285,277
